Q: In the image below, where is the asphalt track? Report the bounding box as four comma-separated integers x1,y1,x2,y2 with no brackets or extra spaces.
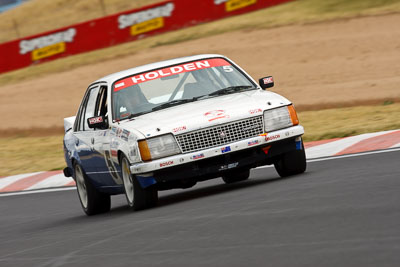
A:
1,150,400,267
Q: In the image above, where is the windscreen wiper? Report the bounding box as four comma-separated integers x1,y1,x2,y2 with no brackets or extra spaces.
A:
152,98,196,111
127,111,152,120
207,85,255,96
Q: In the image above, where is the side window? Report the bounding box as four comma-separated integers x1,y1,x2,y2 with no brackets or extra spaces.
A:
95,86,108,118
74,103,84,132
83,86,100,131
74,86,100,132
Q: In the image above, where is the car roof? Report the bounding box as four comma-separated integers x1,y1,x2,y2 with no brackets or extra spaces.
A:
92,54,227,85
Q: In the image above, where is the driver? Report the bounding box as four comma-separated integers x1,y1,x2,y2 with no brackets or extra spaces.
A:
118,85,149,118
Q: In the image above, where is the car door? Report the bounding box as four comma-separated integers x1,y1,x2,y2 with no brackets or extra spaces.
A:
91,85,123,186
73,85,101,180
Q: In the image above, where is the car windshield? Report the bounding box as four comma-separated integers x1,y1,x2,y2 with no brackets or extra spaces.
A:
112,58,255,121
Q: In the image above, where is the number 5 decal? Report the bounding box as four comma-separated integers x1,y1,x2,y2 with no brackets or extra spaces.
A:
223,66,233,72
104,150,122,184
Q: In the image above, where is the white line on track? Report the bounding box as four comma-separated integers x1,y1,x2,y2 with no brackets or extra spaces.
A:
0,186,76,197
1,147,400,197
255,147,400,168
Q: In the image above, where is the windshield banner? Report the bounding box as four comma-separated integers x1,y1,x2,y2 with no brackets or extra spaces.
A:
114,58,230,91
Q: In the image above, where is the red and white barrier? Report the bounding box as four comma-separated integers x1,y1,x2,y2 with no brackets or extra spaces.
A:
0,0,293,74
1,129,399,194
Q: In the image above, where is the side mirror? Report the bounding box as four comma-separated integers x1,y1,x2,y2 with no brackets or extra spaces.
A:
259,76,274,89
87,115,108,129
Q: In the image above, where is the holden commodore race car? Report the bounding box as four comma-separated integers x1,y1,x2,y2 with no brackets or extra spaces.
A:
63,54,306,215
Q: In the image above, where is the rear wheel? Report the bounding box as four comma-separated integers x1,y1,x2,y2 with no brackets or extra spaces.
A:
222,168,250,184
274,140,306,178
74,163,111,216
121,155,158,211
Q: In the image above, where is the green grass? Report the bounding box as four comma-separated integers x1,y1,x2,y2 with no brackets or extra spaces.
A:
0,135,65,177
1,103,399,176
1,0,400,86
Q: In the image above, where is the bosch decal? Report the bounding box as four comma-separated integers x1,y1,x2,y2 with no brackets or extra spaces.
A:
19,28,76,60
249,108,262,114
204,109,230,122
265,134,280,142
173,126,187,133
221,146,231,153
160,161,174,167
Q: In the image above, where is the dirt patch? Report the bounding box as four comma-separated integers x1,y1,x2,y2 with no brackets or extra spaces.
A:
0,13,399,132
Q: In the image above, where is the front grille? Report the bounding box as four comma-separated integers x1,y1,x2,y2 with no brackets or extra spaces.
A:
176,116,264,153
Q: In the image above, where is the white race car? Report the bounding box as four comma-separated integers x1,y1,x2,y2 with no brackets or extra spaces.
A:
63,54,306,215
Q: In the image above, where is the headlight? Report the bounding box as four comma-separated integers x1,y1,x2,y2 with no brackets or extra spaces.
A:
263,105,299,132
138,134,180,161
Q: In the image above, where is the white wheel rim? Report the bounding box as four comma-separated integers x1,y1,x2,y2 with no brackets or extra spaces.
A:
122,158,134,205
75,165,88,209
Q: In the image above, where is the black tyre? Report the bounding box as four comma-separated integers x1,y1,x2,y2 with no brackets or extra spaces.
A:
274,140,307,178
121,155,158,211
222,168,250,184
74,163,111,216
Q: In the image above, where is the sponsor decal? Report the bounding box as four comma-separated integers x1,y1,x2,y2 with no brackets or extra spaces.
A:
121,129,130,142
214,0,257,12
265,134,280,142
118,3,174,35
204,109,230,122
19,28,76,60
219,162,239,171
111,149,118,157
263,76,274,85
221,146,231,153
114,58,230,91
191,153,205,160
248,140,259,146
130,17,164,36
88,116,103,125
173,126,187,133
111,139,119,148
160,160,174,167
249,108,262,114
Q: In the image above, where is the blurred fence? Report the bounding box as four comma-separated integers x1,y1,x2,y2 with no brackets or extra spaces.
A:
0,0,293,74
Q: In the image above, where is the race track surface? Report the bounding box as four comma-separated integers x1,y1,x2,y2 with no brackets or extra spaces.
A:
1,149,399,267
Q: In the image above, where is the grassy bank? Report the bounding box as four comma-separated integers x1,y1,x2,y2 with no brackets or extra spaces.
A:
1,102,399,176
1,0,400,86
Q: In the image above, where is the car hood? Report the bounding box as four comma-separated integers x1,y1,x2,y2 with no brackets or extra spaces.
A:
119,90,291,138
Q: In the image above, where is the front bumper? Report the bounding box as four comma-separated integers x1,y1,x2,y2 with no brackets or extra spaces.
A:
130,125,304,175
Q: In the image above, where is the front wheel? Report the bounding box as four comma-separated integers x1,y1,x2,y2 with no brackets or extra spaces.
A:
121,155,158,211
274,140,307,178
74,163,111,216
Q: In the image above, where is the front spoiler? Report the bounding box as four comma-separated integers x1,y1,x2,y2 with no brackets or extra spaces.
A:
130,125,304,175
131,126,304,189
